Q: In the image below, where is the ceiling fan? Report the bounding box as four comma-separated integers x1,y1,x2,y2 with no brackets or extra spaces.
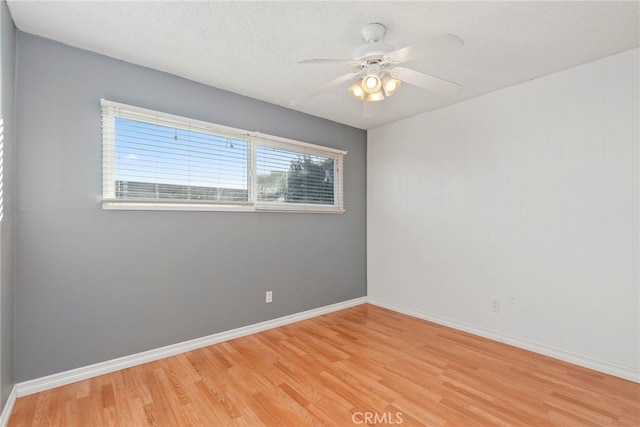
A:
290,23,463,106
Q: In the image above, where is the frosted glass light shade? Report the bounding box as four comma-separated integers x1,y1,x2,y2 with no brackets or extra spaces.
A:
382,75,401,97
348,80,366,100
366,91,385,102
361,74,382,94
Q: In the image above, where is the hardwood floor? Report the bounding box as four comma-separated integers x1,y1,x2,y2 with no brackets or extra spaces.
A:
9,304,640,426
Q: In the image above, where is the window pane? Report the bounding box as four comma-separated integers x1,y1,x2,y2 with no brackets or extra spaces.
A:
256,145,335,205
114,118,248,202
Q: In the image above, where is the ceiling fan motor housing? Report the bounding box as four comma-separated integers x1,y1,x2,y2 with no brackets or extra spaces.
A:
353,23,393,62
360,23,386,43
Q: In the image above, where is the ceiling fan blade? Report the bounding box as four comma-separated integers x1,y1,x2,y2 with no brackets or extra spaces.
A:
386,33,463,64
362,100,381,119
300,59,362,66
290,71,362,106
391,67,462,96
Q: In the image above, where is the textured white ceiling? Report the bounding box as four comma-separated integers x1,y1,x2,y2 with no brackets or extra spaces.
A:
7,1,640,130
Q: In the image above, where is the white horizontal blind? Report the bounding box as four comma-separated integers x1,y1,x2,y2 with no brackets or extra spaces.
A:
102,100,250,205
101,99,345,213
255,142,342,211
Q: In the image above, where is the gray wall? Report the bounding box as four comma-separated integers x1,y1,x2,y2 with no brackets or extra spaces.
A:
15,33,366,381
0,0,15,407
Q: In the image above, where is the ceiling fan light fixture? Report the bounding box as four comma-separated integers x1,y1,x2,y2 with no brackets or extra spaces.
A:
361,74,382,94
348,80,366,100
382,75,402,97
366,91,385,102
293,24,463,107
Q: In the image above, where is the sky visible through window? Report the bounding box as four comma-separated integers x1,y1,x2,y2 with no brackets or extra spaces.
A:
114,118,316,190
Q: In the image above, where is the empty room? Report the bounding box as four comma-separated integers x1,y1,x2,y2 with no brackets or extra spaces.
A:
0,1,637,426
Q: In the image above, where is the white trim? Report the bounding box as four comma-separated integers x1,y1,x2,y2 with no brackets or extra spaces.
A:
102,201,256,212
101,112,116,199
15,297,367,397
248,136,256,204
255,202,344,214
101,98,253,142
336,155,344,210
103,201,344,214
367,297,640,384
253,134,347,156
0,386,16,427
101,99,347,156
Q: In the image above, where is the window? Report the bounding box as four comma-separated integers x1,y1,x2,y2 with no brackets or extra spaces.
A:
101,99,345,213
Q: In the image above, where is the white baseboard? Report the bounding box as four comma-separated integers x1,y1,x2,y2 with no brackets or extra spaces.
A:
367,297,640,384
16,297,367,397
0,386,16,427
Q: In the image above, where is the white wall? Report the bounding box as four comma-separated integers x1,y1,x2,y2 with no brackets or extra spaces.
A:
368,48,639,382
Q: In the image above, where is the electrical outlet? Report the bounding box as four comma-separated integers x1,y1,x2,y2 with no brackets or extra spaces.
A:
489,298,500,312
266,291,273,303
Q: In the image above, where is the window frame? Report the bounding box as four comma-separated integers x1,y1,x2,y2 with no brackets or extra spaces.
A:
101,99,346,213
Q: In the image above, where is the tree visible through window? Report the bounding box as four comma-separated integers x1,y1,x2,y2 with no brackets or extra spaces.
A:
255,146,335,206
286,157,334,204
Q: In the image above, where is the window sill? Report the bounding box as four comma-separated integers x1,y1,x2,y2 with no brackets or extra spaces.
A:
102,201,344,214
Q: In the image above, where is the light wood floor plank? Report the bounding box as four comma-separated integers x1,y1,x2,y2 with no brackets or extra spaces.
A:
9,304,640,426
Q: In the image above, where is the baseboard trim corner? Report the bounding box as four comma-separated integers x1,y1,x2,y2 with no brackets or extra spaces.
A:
0,386,16,427
367,297,640,384
16,296,367,397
